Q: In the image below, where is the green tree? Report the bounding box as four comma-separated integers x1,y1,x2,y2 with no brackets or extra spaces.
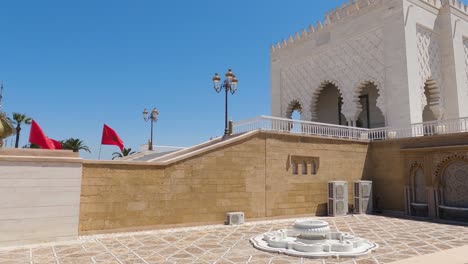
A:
9,113,32,148
112,147,136,160
22,143,40,149
62,138,91,153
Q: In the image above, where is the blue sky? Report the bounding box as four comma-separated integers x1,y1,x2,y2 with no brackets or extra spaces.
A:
1,0,460,159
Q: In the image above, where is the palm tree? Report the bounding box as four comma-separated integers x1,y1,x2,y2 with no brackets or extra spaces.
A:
9,113,32,148
112,147,136,160
62,138,91,153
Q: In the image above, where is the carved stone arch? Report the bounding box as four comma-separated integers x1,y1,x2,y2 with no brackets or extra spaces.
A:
434,153,468,189
408,161,424,185
434,153,468,208
409,161,426,204
422,78,444,120
285,99,303,119
350,78,386,121
310,79,347,122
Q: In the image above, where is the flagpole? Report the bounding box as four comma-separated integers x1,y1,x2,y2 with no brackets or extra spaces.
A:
98,144,102,160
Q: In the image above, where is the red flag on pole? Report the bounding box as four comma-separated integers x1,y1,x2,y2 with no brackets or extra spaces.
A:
101,124,124,151
29,120,62,149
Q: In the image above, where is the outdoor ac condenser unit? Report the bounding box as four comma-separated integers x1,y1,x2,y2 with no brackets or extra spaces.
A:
354,181,373,214
328,181,348,216
225,212,245,225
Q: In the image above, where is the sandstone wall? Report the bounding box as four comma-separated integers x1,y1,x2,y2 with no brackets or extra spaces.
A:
265,134,369,217
80,132,369,233
367,133,468,213
80,135,267,233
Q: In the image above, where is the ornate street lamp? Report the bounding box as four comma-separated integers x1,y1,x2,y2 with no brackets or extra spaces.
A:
142,108,159,151
212,69,238,136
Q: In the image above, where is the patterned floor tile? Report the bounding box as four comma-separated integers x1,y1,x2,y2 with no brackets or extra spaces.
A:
0,215,466,263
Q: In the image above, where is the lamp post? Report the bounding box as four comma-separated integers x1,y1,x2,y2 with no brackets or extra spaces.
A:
142,108,159,151
212,69,238,136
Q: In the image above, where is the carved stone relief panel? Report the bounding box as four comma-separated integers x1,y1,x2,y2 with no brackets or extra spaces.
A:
442,160,468,208
416,26,443,116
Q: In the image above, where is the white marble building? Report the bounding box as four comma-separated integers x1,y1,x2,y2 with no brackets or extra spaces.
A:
271,0,468,128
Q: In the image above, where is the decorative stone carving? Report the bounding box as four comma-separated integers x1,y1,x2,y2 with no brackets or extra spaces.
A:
464,38,468,95
442,160,468,208
280,28,385,123
408,160,427,203
416,26,444,118
434,152,468,184
250,219,378,258
414,168,427,204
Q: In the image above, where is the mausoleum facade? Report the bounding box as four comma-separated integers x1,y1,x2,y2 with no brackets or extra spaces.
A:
271,0,468,128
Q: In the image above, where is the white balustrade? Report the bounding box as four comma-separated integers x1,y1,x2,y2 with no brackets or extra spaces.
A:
233,116,370,141
232,116,468,142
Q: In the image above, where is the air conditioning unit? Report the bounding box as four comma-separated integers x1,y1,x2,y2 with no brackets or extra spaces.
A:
328,181,348,216
354,181,373,214
225,212,245,225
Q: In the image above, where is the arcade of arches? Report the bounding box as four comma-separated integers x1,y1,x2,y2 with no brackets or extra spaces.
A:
289,81,386,128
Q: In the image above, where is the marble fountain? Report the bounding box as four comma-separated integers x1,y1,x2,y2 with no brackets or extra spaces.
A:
250,219,378,258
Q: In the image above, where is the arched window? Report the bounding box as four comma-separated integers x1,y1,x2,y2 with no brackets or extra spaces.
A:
311,161,317,175
313,82,347,125
355,82,385,128
302,161,308,175
291,160,298,175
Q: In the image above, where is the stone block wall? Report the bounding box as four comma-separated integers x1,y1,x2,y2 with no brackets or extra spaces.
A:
265,134,369,217
368,132,468,213
80,135,267,233
0,149,82,247
80,132,370,233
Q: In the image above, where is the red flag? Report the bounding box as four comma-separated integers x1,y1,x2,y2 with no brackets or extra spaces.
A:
101,124,124,151
51,139,63,149
29,120,62,150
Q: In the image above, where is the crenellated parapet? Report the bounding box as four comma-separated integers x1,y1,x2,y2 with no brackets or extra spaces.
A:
271,0,385,54
271,0,468,54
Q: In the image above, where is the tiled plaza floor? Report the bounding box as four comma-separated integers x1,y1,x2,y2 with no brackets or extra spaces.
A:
0,214,467,264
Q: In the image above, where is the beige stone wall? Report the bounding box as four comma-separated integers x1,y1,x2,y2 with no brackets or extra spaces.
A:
367,133,468,213
367,140,406,212
80,135,267,233
265,134,369,217
80,132,370,233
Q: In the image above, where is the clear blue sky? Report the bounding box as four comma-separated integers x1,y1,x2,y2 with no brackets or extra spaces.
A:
1,0,455,159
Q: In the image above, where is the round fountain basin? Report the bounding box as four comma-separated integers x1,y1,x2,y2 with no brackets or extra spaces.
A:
250,219,378,258
293,220,330,239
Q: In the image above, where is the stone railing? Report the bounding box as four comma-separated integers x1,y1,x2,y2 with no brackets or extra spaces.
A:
368,117,468,140
232,116,468,141
232,116,370,141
